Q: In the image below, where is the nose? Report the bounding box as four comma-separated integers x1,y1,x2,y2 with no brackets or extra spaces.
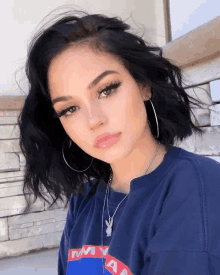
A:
87,100,106,130
90,117,104,131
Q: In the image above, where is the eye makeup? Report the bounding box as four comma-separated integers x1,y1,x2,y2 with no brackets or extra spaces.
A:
56,80,122,118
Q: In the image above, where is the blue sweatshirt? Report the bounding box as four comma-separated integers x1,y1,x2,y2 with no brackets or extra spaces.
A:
58,145,220,274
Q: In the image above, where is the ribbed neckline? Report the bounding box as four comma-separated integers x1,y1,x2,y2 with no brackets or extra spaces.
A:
95,145,182,204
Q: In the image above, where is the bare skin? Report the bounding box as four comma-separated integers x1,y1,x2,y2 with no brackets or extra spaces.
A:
109,147,168,194
48,44,167,194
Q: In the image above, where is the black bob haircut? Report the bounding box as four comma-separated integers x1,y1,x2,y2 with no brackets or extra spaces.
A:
17,6,211,215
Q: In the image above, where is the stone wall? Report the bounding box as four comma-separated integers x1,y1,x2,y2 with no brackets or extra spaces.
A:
0,120,69,258
170,53,220,161
162,15,220,163
0,16,220,260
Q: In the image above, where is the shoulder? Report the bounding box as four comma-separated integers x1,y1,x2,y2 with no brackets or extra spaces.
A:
174,147,220,183
166,146,220,181
161,147,220,211
150,147,220,258
178,146,220,166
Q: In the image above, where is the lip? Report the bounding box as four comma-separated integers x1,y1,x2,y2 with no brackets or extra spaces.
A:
94,132,121,148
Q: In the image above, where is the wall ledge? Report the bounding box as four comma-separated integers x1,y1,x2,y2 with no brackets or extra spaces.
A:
162,15,220,68
0,97,25,111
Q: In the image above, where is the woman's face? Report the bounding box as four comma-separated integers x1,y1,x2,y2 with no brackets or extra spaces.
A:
48,45,154,165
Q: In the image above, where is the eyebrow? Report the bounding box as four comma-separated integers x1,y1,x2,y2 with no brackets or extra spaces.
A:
52,70,119,107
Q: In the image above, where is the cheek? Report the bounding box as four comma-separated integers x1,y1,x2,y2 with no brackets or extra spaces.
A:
60,119,94,152
126,94,147,125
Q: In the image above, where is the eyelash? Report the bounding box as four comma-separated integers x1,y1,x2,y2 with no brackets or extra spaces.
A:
56,80,122,118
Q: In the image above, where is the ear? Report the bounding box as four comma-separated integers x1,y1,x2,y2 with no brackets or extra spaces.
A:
139,83,152,101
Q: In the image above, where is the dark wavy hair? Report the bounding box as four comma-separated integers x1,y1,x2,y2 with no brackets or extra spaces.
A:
17,6,212,215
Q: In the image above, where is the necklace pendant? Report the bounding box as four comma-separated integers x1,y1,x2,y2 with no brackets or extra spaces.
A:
105,217,113,237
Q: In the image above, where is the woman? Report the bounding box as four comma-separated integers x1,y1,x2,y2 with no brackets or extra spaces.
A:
18,8,220,275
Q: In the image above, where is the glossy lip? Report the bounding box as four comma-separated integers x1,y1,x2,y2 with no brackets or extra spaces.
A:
94,132,121,148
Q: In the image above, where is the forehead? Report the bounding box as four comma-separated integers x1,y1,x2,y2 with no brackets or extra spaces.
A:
48,45,125,79
47,46,128,98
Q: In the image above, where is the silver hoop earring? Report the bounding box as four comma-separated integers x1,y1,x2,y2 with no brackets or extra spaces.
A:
149,99,159,138
62,137,93,172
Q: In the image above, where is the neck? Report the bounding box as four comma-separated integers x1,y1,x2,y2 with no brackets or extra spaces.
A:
109,143,168,194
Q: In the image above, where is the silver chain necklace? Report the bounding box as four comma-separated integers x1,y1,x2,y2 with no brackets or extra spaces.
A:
101,142,161,273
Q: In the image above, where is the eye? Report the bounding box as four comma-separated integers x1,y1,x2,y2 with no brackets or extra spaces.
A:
56,80,122,118
56,106,78,118
97,80,121,99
